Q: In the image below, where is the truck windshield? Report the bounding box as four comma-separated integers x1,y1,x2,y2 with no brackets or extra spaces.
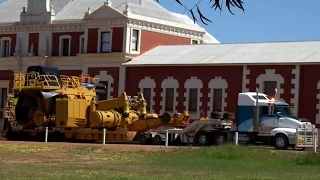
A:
275,106,292,115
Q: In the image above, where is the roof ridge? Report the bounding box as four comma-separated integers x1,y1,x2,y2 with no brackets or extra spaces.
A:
154,40,320,47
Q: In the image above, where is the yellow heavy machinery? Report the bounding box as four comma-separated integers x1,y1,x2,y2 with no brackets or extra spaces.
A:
1,65,189,143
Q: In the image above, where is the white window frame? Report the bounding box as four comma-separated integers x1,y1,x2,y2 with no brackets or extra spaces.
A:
79,34,85,54
97,28,113,53
0,37,11,57
191,39,200,44
59,35,71,56
130,28,141,53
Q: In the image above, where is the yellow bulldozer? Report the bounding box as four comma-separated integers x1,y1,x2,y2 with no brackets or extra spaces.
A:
1,65,190,143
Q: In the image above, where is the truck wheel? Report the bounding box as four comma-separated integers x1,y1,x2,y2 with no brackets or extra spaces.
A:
139,134,150,145
213,133,226,146
274,134,289,150
196,133,209,146
152,135,162,145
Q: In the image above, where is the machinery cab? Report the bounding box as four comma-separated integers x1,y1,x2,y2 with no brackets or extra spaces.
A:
24,66,62,87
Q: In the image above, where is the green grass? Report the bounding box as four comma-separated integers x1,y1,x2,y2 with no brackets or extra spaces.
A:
0,144,320,180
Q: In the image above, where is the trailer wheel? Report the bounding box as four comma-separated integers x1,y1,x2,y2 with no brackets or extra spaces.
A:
139,134,150,145
51,131,64,142
6,130,14,141
152,135,162,145
274,134,289,150
196,133,209,146
213,133,226,146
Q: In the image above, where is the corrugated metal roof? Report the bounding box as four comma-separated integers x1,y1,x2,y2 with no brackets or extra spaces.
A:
0,0,27,23
0,0,71,23
123,41,320,66
54,0,105,20
0,0,189,25
55,0,185,23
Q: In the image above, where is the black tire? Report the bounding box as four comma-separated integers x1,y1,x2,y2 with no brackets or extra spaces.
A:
213,133,226,146
274,134,289,150
223,112,235,120
211,112,223,119
160,112,171,124
6,130,14,141
172,136,182,146
152,135,162,145
195,132,209,146
50,131,64,142
139,134,150,145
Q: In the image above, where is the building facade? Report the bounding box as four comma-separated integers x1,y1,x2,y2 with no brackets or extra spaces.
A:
123,42,320,127
0,0,219,120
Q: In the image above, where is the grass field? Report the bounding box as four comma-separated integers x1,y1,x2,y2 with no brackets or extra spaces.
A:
0,143,320,180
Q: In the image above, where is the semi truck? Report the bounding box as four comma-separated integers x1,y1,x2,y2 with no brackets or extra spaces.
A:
140,90,318,150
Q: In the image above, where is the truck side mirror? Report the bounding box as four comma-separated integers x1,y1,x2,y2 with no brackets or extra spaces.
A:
268,103,274,115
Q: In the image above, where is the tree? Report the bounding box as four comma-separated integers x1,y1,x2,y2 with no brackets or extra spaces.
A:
155,0,245,25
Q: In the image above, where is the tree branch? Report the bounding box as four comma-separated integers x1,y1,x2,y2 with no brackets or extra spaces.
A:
155,0,245,25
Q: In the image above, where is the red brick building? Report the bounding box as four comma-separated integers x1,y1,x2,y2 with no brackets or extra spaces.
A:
1,0,320,128
123,42,320,127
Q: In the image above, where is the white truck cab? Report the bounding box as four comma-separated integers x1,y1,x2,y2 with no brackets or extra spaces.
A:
237,90,317,150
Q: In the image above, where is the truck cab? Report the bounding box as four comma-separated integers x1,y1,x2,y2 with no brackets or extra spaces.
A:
237,92,317,150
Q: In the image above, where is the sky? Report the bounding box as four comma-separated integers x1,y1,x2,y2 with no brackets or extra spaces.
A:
159,0,320,43
0,0,319,43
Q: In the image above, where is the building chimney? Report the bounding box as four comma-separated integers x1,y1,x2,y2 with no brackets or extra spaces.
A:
26,0,50,14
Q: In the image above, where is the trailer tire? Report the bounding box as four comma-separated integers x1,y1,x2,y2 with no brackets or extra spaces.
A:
139,134,151,145
213,133,226,146
51,131,64,142
223,112,235,120
211,112,223,119
274,134,289,150
152,135,162,145
6,130,14,141
196,132,209,146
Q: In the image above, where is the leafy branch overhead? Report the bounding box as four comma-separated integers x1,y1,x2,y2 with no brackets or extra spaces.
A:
155,0,245,25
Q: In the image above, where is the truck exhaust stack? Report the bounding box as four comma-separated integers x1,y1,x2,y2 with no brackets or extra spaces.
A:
253,88,260,132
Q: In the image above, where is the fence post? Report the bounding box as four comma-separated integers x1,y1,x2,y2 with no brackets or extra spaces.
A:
314,128,317,153
103,128,106,145
45,127,48,143
165,130,169,147
235,132,239,145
